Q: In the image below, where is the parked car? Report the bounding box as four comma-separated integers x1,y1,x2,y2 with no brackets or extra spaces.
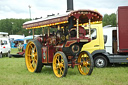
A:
0,38,11,58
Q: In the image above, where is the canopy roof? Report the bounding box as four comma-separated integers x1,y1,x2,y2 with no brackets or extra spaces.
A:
24,35,40,40
23,9,102,29
14,39,24,41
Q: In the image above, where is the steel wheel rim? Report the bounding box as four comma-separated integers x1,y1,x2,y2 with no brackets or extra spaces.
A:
25,41,37,72
53,53,65,77
78,52,91,75
96,58,105,67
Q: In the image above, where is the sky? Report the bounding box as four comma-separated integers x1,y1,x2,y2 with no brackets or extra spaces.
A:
0,0,127,19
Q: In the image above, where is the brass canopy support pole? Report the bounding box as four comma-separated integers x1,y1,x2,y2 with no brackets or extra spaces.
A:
58,25,60,30
76,19,79,39
48,27,50,37
42,27,44,36
32,29,34,40
88,19,91,39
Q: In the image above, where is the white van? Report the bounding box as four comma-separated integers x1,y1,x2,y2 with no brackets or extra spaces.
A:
0,38,11,58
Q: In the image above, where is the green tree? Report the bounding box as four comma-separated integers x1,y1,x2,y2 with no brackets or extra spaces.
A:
0,13,117,37
0,19,12,33
0,18,30,36
103,13,116,27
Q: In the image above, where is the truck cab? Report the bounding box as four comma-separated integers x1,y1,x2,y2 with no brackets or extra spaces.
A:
82,6,128,68
82,23,104,53
81,22,109,68
87,6,128,68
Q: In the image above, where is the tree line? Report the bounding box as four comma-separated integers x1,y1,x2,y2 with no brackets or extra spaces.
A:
0,13,116,36
103,13,116,27
0,18,30,36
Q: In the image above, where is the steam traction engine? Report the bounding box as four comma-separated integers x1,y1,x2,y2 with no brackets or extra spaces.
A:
23,10,102,77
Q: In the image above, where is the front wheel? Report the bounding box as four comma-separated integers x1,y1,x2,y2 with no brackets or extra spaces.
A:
0,53,2,58
77,51,94,75
8,51,11,58
94,55,108,68
25,40,42,73
53,51,68,78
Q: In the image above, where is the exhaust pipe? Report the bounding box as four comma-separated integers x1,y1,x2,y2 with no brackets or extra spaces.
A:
66,0,74,12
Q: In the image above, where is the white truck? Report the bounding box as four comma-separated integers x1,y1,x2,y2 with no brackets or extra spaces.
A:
92,6,128,68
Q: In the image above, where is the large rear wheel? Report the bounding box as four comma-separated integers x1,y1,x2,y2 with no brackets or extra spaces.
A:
78,51,94,75
53,51,68,78
25,40,42,73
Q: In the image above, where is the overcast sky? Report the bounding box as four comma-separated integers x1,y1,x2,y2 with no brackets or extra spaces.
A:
0,0,127,19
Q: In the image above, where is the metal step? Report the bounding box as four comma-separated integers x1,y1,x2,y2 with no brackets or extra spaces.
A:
109,54,128,63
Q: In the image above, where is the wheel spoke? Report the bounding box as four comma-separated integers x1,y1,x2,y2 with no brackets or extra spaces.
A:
59,68,61,75
56,65,59,69
34,61,37,69
28,54,32,56
31,60,36,69
34,46,36,51
29,63,33,68
86,58,90,62
62,64,64,68
85,66,89,73
61,61,64,64
82,66,84,72
82,57,85,62
57,59,59,63
34,54,37,59
32,60,34,66
34,58,37,62
60,68,63,75
30,44,33,49
30,58,32,62
86,57,89,61
57,56,60,63
56,58,58,63
34,59,37,63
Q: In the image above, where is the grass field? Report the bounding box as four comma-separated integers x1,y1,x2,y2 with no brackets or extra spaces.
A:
10,48,20,54
0,48,128,85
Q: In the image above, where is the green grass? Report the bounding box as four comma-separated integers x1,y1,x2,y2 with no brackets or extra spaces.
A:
0,48,128,85
10,48,19,54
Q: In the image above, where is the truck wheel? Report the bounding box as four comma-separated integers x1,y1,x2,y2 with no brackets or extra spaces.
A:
94,55,108,68
0,53,2,58
53,51,68,78
25,40,42,72
78,51,94,75
8,51,11,58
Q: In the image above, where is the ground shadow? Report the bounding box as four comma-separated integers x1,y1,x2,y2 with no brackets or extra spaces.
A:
41,66,53,74
108,63,128,68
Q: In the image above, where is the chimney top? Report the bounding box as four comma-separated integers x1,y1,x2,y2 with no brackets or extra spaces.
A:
66,0,74,12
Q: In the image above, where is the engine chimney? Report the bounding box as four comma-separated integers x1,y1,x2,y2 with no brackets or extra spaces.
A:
66,0,74,12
